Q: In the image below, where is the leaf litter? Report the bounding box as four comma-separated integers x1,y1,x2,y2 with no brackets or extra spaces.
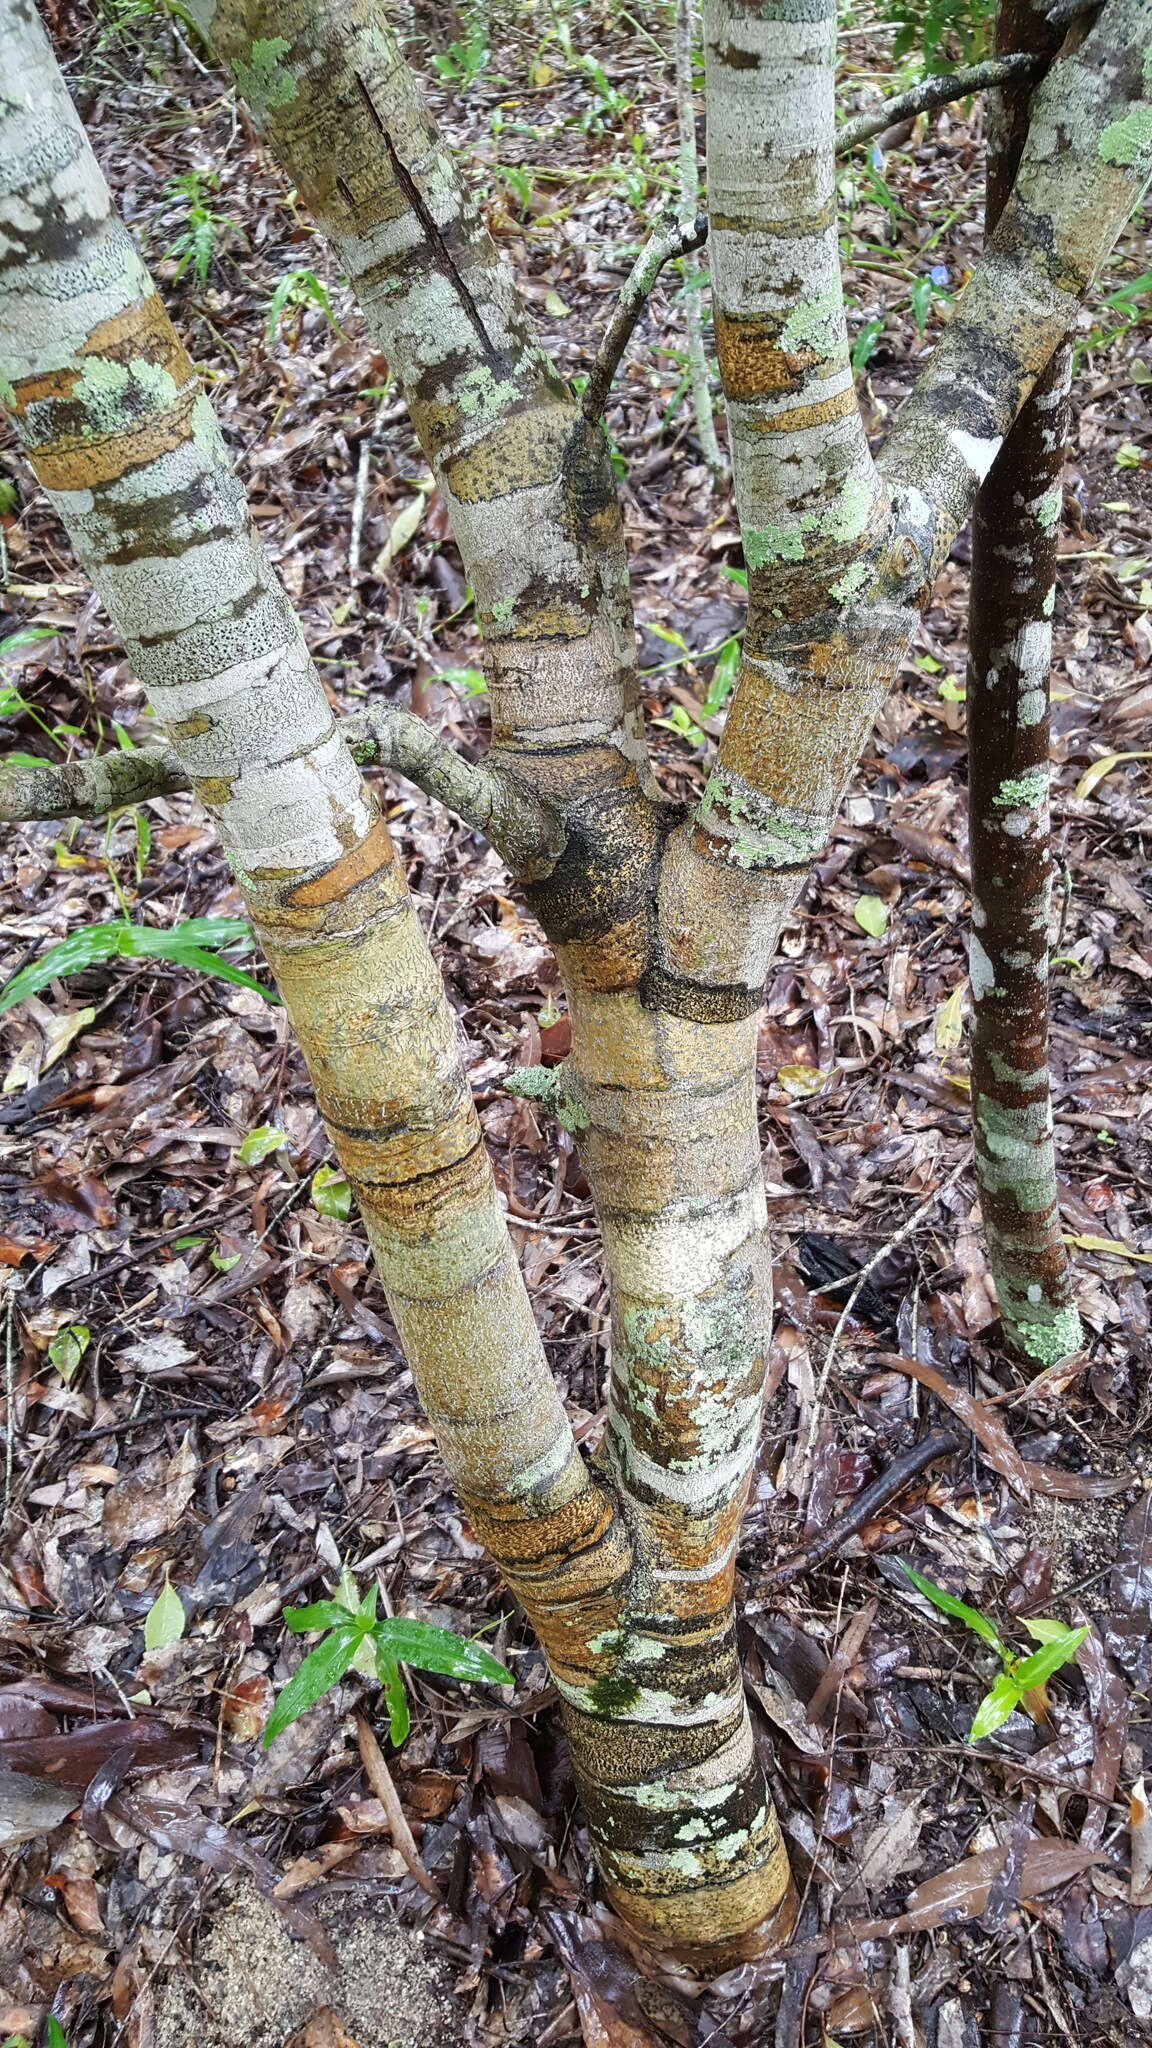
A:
0,2,1149,2043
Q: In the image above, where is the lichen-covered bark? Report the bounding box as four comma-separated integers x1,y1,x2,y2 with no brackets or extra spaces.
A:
881,0,1152,581
0,0,619,1757
967,0,1082,1367
656,0,914,1007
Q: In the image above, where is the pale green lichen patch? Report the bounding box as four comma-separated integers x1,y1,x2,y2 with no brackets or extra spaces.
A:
993,766,1048,809
623,1305,671,1370
233,37,299,115
1032,487,1061,528
1099,104,1152,166
698,767,827,869
504,1062,588,1132
968,933,997,1001
829,559,870,605
780,289,844,359
489,594,515,623
743,473,874,569
69,354,179,436
1013,1301,1083,1365
456,365,520,423
1017,688,1046,728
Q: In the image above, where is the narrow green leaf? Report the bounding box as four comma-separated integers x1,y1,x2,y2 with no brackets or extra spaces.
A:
1011,1627,1090,1691
143,1580,186,1652
897,1561,1007,1654
46,2024,71,2048
236,1124,289,1165
263,1625,362,1746
358,1582,379,1623
0,924,126,1015
968,1673,1022,1743
376,1652,411,1747
284,1601,356,1634
372,1617,513,1685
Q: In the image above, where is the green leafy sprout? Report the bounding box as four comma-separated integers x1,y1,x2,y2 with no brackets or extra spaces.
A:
0,917,279,1017
898,1561,1089,1743
265,1576,513,1749
265,267,348,349
160,169,240,288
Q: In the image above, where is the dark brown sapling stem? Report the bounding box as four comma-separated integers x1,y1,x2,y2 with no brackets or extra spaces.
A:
966,0,1082,1367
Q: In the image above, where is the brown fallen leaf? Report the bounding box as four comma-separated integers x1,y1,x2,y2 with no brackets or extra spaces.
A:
842,1838,1112,1938
272,1839,365,1896
286,2011,362,2048
0,1765,76,1846
888,1357,1134,1500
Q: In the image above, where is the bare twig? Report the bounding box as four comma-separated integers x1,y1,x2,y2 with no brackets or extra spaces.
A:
758,1427,960,1591
0,707,563,877
355,1711,442,1901
798,1146,975,1487
836,52,1041,152
581,209,708,423
675,0,726,480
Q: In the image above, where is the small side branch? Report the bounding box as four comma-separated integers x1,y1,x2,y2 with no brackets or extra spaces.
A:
0,709,563,876
675,0,726,480
837,52,1042,153
581,210,708,423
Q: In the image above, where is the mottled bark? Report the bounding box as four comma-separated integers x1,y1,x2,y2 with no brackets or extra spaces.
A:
967,0,1082,1366
837,51,1041,151
4,0,1152,1972
0,706,560,868
0,0,626,1864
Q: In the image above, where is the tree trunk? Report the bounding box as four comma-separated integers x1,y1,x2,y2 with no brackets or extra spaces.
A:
966,0,1082,1367
3,0,1151,1972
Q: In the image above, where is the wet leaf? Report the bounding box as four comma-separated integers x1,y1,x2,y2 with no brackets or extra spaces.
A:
143,1580,186,1652
264,1626,363,1746
371,1616,513,1685
311,1162,352,1219
1064,1231,1152,1265
776,1063,829,1099
934,980,966,1054
854,893,889,938
897,1560,1006,1653
969,1674,1022,1742
237,1124,289,1165
48,1322,89,1381
1011,1627,1089,1689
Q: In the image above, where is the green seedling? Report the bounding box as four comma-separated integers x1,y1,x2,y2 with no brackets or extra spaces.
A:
161,169,240,287
265,267,347,349
265,1577,513,1748
0,917,278,1015
898,1561,1089,1742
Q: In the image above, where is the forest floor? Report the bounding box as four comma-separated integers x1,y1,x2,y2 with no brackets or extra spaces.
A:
1,3,1151,2043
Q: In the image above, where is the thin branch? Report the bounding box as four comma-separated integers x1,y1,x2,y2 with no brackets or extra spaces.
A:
757,1428,960,1591
355,1712,442,1901
675,0,726,479
836,51,1042,153
0,707,563,876
581,209,708,423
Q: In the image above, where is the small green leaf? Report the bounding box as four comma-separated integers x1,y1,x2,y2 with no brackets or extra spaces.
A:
854,894,889,939
210,1246,242,1272
0,918,273,1017
0,626,58,656
46,2025,71,2048
312,1162,352,1220
372,1616,513,1685
237,1125,289,1165
968,1673,1022,1743
143,1579,186,1652
284,1600,358,1633
1020,1617,1070,1645
263,1624,363,1746
376,1651,411,1747
48,1323,89,1381
1011,1627,1090,1690
897,1561,1007,1655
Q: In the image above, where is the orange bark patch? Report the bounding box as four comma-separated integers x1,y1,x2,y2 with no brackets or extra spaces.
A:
285,818,397,907
714,313,817,402
13,295,199,492
747,383,860,433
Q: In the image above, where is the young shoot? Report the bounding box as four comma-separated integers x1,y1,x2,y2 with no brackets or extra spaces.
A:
265,1575,514,1748
898,1561,1089,1743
